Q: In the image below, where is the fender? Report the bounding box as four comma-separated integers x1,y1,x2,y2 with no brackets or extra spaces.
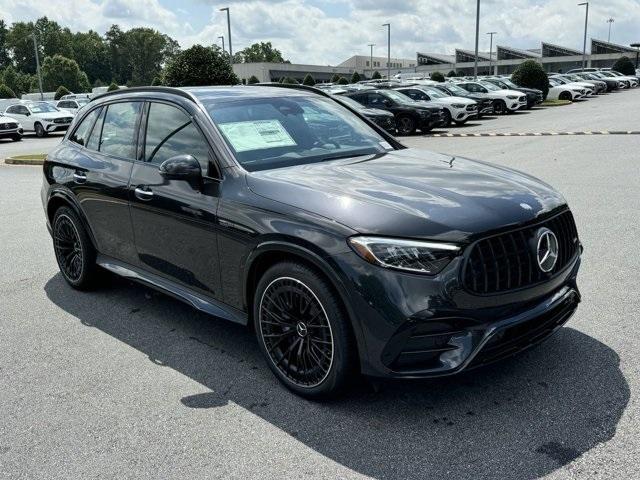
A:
46,186,98,249
243,240,369,367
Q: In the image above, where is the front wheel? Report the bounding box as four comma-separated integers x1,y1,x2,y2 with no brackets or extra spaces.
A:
34,122,46,138
493,100,507,115
441,110,452,128
454,118,468,126
559,91,572,101
52,207,98,289
396,115,416,135
12,134,22,142
254,262,357,399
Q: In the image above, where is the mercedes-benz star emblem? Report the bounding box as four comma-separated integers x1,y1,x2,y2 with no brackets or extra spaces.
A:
536,228,559,273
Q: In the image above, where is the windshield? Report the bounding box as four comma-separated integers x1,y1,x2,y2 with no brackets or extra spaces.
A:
421,88,447,99
29,103,60,113
76,99,89,106
500,79,520,89
380,89,415,104
333,95,363,110
206,95,390,172
443,84,467,96
479,82,500,91
552,77,567,85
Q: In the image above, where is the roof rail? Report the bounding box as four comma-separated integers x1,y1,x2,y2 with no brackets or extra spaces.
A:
254,82,334,99
89,86,197,104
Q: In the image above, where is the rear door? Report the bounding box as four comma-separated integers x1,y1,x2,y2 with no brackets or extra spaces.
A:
128,100,223,299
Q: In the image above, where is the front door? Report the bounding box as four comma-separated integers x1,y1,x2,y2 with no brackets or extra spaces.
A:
128,101,222,299
5,104,33,131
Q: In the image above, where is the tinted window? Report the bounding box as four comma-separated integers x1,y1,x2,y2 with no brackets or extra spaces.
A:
86,108,106,151
70,108,101,147
144,103,210,167
99,102,142,159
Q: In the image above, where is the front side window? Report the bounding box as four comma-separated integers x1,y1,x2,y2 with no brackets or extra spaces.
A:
205,95,389,171
99,102,142,159
144,102,210,168
70,108,101,147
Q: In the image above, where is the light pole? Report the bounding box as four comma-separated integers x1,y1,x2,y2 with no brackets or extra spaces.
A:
606,18,614,42
487,31,497,75
219,7,232,60
473,0,480,79
368,43,375,78
32,33,43,100
218,36,225,54
631,43,640,69
578,2,589,70
382,24,390,80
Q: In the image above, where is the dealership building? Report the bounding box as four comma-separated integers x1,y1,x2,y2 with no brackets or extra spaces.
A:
232,38,639,83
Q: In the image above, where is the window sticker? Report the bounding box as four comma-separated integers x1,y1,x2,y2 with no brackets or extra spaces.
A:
218,120,297,152
380,141,394,150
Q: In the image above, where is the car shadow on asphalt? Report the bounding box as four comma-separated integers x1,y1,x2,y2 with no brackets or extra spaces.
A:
44,272,629,480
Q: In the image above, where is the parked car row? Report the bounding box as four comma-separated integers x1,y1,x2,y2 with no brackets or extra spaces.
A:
0,99,77,140
312,67,638,136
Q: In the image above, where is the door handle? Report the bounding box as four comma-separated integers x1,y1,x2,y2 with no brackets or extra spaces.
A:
134,187,154,201
73,172,87,183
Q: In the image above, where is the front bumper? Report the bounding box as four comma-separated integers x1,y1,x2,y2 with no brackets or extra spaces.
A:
0,127,23,138
331,246,581,379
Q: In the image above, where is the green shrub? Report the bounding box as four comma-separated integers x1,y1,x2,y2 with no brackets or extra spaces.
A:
372,70,382,80
54,86,71,100
337,77,349,85
0,84,16,98
330,73,341,83
107,82,119,92
281,76,298,84
164,44,238,87
350,71,361,83
248,75,260,84
612,56,635,75
447,70,458,77
512,60,549,99
430,71,445,82
302,74,315,86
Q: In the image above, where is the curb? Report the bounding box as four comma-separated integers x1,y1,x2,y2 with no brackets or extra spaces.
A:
4,156,46,165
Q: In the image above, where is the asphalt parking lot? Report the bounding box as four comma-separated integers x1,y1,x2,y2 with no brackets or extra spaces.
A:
1,90,639,479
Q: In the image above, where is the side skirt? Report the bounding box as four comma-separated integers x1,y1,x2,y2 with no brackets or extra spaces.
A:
96,254,248,325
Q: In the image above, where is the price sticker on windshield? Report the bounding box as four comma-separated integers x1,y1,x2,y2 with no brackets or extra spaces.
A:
218,120,297,152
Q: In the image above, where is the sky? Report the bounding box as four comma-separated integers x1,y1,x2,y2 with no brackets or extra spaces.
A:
1,0,639,65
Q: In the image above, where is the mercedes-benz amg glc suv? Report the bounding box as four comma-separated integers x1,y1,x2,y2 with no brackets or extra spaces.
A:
42,85,582,399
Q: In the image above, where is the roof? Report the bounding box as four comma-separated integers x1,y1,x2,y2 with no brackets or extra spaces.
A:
496,45,541,59
541,42,582,57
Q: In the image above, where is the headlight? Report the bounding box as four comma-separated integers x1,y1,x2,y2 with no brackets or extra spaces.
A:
43,118,55,122
506,95,518,99
348,236,461,274
451,103,465,108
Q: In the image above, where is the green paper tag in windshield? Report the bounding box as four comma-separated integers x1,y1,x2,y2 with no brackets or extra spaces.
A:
218,120,297,152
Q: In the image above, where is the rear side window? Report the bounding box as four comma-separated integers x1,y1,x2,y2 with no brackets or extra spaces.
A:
99,102,142,159
70,108,101,147
86,108,105,151
144,102,210,168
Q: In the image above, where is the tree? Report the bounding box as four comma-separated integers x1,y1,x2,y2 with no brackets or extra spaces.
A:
337,76,349,85
248,75,260,84
302,73,315,86
430,71,445,82
41,55,90,92
235,41,288,63
54,85,71,100
372,70,382,80
351,71,361,83
0,20,10,69
281,76,298,84
123,28,177,86
71,30,110,84
447,70,458,77
151,76,163,86
512,60,549,99
0,84,16,98
164,44,238,87
612,56,635,75
107,82,119,91
330,73,341,83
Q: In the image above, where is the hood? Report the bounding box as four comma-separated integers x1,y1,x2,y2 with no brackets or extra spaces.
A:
432,97,476,106
34,110,74,119
247,148,566,242
361,107,394,117
0,115,19,123
494,89,527,97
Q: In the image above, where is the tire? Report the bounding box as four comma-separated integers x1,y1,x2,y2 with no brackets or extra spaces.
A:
493,100,507,115
254,261,357,399
52,206,98,290
559,91,572,101
34,122,46,138
454,118,468,126
441,110,452,128
11,135,22,142
396,115,416,135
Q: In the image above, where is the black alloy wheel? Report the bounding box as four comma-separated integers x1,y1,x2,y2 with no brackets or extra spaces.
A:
559,91,572,101
52,207,97,289
396,115,416,135
35,122,46,137
254,262,356,399
442,110,452,127
493,100,507,115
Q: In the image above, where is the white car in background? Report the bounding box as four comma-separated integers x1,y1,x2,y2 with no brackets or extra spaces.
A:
394,85,478,126
56,98,90,114
4,101,74,137
453,80,527,114
550,75,595,96
604,70,638,87
0,112,24,142
547,78,584,101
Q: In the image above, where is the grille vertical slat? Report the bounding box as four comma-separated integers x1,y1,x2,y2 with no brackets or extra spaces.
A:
463,210,579,295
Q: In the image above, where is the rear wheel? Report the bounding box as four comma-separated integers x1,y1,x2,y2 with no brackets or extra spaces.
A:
52,207,98,289
34,122,46,137
559,91,572,101
396,115,416,135
254,262,356,399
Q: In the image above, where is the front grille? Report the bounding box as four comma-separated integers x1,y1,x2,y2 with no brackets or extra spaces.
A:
519,95,526,102
466,104,478,111
0,122,18,129
54,117,72,124
469,293,578,367
462,210,579,295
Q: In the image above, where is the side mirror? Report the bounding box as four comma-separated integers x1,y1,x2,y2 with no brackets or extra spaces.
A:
159,154,202,180
24,111,31,116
